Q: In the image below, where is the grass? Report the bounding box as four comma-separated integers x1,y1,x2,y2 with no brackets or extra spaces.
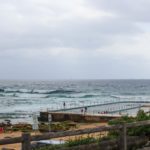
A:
65,135,97,147
34,136,98,150
39,121,77,132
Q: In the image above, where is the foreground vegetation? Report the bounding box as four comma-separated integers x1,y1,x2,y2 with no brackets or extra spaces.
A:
39,121,77,132
34,110,150,150
34,134,117,150
109,110,150,137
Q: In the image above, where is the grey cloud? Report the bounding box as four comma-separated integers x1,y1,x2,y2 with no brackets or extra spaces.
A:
0,0,150,79
0,17,142,51
88,0,150,22
0,0,144,51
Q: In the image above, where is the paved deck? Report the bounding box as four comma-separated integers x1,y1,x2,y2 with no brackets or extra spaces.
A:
48,100,150,113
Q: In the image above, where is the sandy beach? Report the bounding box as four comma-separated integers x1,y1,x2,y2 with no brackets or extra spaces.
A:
0,122,107,150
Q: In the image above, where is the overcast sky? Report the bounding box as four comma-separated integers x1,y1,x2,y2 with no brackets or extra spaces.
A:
0,0,150,80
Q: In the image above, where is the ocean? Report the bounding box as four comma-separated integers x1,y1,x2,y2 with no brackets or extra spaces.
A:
0,79,150,123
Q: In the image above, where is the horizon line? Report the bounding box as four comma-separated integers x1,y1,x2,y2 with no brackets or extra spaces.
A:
0,78,150,81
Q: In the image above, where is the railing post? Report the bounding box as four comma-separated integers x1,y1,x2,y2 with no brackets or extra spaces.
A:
119,123,127,150
22,133,31,150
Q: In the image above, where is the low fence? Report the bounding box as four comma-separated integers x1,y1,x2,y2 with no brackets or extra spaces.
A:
0,120,150,150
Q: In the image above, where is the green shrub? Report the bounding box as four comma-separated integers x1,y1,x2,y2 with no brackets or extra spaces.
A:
12,128,19,131
108,109,150,136
66,136,97,147
39,121,76,132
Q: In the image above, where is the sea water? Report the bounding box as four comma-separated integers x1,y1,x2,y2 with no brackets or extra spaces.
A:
0,79,150,123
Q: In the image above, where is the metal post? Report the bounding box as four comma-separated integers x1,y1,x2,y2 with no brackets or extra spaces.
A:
48,114,52,132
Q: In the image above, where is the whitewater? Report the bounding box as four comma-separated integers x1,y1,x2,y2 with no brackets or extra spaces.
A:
0,80,150,123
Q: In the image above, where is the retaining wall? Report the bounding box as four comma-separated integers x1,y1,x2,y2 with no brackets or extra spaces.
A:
39,112,120,123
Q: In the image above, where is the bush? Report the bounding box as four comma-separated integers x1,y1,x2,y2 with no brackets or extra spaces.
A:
39,121,76,132
66,136,97,147
108,109,150,136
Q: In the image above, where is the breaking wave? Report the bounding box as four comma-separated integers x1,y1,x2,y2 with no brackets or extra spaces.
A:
80,94,99,98
45,94,99,98
45,95,74,98
0,88,78,95
42,89,76,94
